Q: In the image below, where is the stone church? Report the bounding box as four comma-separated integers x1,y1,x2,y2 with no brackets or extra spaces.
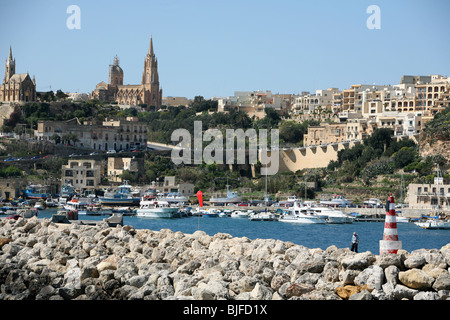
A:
92,37,162,107
0,46,36,103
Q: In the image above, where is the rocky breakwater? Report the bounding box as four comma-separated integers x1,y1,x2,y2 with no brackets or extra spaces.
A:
0,216,450,300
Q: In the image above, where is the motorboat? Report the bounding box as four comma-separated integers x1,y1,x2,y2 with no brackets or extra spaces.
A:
45,198,58,207
160,192,189,204
230,210,250,218
306,205,354,224
202,209,220,217
63,198,94,215
34,201,45,210
219,209,232,217
279,195,301,206
278,201,327,224
415,216,450,230
248,211,277,221
99,182,140,205
320,194,352,207
363,198,383,207
135,199,180,218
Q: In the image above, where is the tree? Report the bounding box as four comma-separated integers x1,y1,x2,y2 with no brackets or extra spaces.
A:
392,147,417,169
62,133,78,145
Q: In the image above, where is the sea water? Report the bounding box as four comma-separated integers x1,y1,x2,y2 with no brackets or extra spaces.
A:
36,209,450,254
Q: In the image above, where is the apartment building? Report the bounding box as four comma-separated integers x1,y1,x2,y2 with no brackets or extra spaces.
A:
217,90,292,119
303,122,347,146
107,156,144,183
292,88,340,113
415,75,450,113
61,159,102,192
408,178,450,212
36,117,148,151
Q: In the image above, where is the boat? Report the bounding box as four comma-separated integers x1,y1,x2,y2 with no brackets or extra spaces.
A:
278,201,327,224
363,198,383,207
202,209,220,217
219,209,232,217
248,211,277,221
22,185,50,200
34,201,45,210
63,198,94,215
320,194,352,207
415,216,450,229
135,199,180,218
45,198,58,207
415,164,450,230
230,210,250,218
279,196,301,206
99,182,140,205
306,204,354,224
396,216,411,223
59,185,75,199
209,185,242,204
161,192,189,204
8,208,38,220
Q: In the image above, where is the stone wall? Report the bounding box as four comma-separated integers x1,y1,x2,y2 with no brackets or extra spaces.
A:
0,217,449,300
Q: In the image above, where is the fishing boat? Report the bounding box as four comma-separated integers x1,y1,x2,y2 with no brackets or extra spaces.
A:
99,182,140,205
59,185,75,199
22,185,50,200
135,199,180,218
209,185,242,204
320,194,352,207
278,201,327,224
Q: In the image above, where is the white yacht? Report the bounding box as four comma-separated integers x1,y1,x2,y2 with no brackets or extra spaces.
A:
278,201,327,224
415,218,450,230
161,192,189,204
308,206,354,224
230,210,250,218
320,194,352,207
136,199,180,218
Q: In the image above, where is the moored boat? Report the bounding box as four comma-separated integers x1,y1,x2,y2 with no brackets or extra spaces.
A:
135,199,180,218
278,201,327,224
99,182,140,205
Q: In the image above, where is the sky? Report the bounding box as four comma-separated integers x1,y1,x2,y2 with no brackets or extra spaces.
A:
1,0,449,99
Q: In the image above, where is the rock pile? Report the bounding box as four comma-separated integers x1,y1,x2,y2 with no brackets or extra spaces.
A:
0,217,449,300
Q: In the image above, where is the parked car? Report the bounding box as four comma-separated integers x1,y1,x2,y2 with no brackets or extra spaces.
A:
106,150,116,154
89,152,99,156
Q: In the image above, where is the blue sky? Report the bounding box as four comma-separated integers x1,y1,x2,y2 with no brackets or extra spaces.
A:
1,0,449,99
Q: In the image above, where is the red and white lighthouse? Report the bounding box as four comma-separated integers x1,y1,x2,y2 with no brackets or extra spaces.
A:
379,194,402,254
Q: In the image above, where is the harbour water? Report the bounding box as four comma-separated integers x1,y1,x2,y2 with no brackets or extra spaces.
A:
34,209,450,254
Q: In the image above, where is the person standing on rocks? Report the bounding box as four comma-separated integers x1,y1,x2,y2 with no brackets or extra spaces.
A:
351,232,359,252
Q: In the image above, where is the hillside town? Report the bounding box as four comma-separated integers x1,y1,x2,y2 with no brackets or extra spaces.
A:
0,39,449,223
